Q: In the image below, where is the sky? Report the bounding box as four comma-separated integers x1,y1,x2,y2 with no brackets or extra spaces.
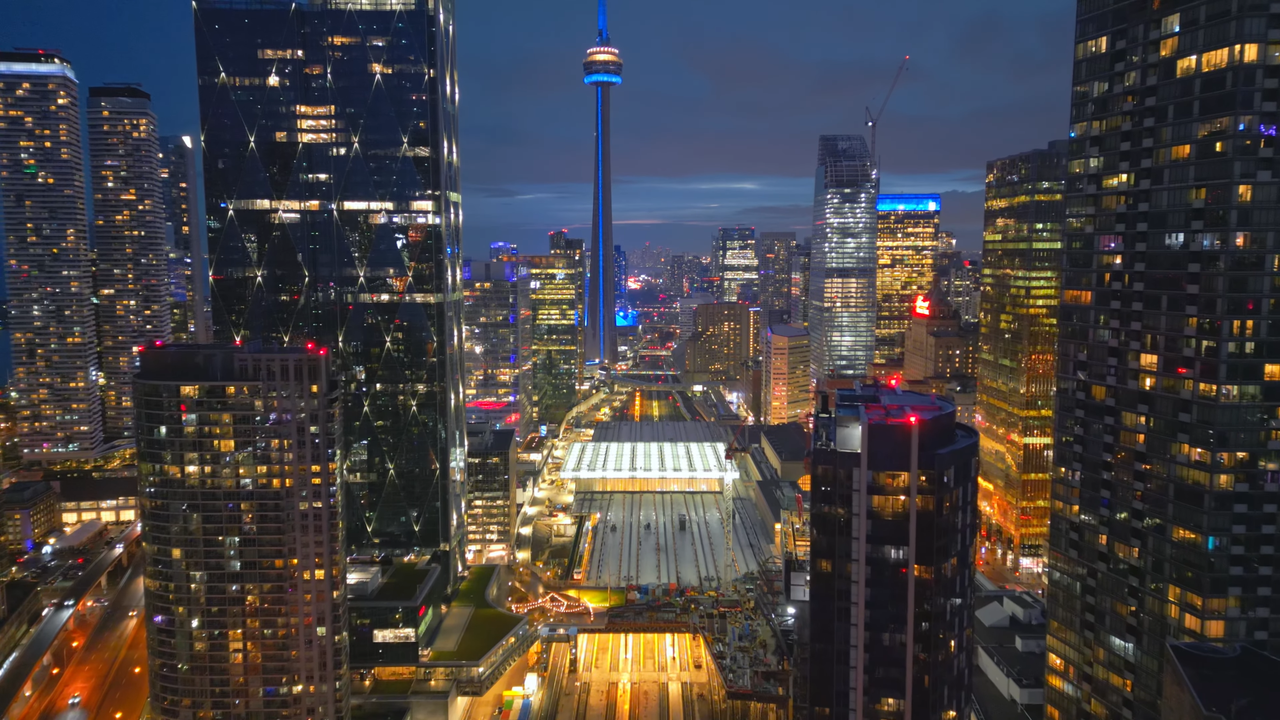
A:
1,0,1075,256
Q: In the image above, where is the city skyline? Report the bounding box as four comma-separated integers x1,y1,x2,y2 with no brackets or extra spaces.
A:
0,0,1073,253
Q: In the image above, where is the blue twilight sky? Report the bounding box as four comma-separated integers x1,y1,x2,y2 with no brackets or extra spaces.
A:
1,0,1074,256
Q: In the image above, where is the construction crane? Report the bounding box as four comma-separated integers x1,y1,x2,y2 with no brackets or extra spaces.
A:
865,55,910,163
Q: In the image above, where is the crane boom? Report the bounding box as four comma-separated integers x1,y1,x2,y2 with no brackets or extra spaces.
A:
865,55,910,163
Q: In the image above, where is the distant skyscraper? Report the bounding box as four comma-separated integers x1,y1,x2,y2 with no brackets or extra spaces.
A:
583,0,622,368
464,425,517,562
976,142,1065,577
807,387,978,720
489,241,519,260
682,302,751,383
463,260,522,430
714,226,758,302
158,134,210,344
810,135,878,380
136,345,347,719
87,85,173,440
757,231,796,325
518,255,582,436
614,243,628,309
194,0,465,563
939,257,981,324
668,252,709,296
1048,5,1280,719
0,51,103,460
875,194,940,365
790,240,812,329
762,325,810,425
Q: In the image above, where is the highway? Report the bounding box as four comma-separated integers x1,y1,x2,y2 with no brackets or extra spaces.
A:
0,524,141,718
31,561,146,720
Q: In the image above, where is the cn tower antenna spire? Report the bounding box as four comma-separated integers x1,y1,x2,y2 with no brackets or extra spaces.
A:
598,0,610,43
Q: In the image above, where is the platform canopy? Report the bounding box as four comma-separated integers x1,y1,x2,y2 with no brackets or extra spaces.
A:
561,441,737,492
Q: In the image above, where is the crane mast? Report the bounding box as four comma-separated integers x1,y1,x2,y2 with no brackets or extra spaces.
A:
865,55,910,165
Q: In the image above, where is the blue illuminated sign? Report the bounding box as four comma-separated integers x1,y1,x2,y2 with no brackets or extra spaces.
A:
584,73,622,86
876,194,941,213
615,309,639,327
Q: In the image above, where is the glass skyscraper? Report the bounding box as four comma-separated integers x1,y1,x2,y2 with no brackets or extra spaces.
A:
874,194,940,365
757,231,796,325
1049,3,1280,719
193,0,465,565
976,142,1065,578
810,135,878,380
714,225,758,303
159,134,211,344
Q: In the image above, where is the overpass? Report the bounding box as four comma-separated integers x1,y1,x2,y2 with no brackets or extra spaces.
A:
0,523,143,717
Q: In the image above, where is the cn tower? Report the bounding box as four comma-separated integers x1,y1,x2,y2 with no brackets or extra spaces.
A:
583,0,622,368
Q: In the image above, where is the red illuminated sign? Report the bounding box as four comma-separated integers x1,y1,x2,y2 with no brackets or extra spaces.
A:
913,295,931,317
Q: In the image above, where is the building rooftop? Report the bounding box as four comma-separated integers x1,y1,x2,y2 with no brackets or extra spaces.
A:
466,426,515,455
348,560,440,605
767,324,808,339
2,481,56,506
1166,642,1280,720
428,565,524,663
591,421,728,444
761,424,809,461
45,471,138,502
829,386,955,423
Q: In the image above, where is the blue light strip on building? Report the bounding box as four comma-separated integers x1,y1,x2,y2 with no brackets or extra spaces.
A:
876,194,941,212
583,73,621,86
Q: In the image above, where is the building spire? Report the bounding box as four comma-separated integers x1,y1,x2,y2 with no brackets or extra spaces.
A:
598,0,609,44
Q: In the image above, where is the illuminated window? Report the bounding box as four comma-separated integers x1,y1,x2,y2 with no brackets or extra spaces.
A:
1237,184,1253,203
258,49,304,59
1160,37,1179,58
1238,43,1260,64
1139,353,1158,370
1162,13,1180,36
1171,144,1191,161
1075,36,1108,58
1177,56,1198,77
1202,48,1230,71
1265,364,1280,381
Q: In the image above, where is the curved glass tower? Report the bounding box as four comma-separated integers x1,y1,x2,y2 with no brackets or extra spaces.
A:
583,0,622,368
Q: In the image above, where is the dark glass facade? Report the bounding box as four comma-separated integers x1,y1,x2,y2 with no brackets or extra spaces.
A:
193,0,465,564
1050,3,1280,719
976,142,1066,576
758,231,796,325
806,388,978,720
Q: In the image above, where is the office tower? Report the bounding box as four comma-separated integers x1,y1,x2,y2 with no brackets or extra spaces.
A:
875,194,941,365
762,325,810,425
758,231,797,324
0,51,103,460
1050,5,1280,719
668,252,708,296
976,142,1065,577
810,135,878,381
159,135,210,343
583,0,622,368
807,387,978,720
194,0,466,561
518,255,582,436
464,425,517,562
682,302,751,382
463,260,522,430
714,226,758,302
677,292,717,339
87,86,173,440
136,345,347,719
489,241,518,260
935,229,961,273
614,243,628,310
902,291,977,383
790,240,812,329
939,257,981,325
